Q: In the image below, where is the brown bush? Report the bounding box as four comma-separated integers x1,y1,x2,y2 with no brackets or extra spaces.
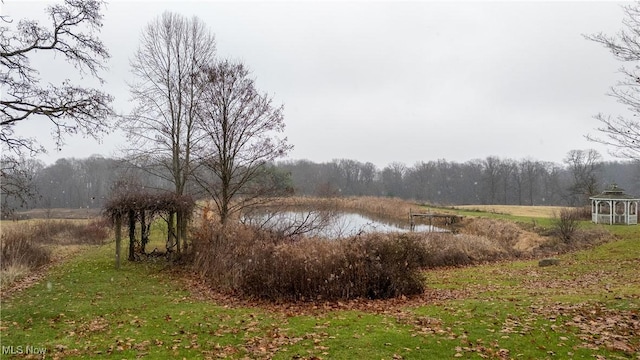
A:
190,219,430,300
24,219,112,245
1,218,111,275
68,218,112,244
189,215,529,301
1,231,51,270
553,208,582,243
240,233,429,301
189,220,271,290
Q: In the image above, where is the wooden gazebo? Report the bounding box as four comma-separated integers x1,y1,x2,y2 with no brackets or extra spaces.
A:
590,184,639,225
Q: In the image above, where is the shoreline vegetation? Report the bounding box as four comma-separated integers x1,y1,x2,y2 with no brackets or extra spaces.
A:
1,197,638,358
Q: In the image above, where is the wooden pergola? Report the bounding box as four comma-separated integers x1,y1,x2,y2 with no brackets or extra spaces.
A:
104,191,195,268
590,184,639,225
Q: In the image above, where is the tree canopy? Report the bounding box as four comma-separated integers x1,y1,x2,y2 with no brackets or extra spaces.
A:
1,0,113,214
586,3,640,160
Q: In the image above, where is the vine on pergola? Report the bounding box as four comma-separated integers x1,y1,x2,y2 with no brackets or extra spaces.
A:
103,191,195,268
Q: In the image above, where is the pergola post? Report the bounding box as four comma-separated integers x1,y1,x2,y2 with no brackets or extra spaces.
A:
115,213,122,269
128,209,136,261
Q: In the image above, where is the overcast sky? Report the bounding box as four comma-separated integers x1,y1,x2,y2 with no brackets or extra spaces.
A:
3,0,633,168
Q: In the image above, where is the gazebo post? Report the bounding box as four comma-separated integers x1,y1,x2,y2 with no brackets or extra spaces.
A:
625,202,629,224
609,200,613,225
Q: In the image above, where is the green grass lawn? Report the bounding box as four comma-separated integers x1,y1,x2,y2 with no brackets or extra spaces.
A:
1,225,639,359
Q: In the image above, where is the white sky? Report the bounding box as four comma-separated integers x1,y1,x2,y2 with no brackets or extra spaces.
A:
2,0,633,168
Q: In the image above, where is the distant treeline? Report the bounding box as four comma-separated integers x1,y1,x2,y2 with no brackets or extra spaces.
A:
6,153,640,211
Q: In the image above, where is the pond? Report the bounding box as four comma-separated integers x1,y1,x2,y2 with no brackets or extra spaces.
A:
243,210,446,239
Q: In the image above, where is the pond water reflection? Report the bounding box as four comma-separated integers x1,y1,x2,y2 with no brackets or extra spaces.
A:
244,211,446,239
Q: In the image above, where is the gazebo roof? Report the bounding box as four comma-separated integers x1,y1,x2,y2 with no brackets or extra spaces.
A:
590,184,639,200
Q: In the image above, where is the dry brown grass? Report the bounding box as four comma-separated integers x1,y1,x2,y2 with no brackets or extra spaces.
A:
0,264,30,288
10,208,102,220
458,217,549,254
453,205,571,218
0,218,111,288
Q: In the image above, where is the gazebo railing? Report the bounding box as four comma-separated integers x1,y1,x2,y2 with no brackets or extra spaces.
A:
594,214,638,224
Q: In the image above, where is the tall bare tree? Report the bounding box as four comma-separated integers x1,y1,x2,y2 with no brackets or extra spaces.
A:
123,12,216,252
564,149,602,205
586,3,640,160
123,11,216,197
194,60,292,224
381,162,407,198
519,159,544,206
1,0,113,213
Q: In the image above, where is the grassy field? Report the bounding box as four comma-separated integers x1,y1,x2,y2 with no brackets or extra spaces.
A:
1,208,639,359
452,205,571,218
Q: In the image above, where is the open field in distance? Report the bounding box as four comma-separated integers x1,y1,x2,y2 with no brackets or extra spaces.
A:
453,205,572,218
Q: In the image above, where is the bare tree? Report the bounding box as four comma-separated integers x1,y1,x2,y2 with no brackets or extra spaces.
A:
123,11,216,196
1,0,113,154
585,3,640,160
0,156,43,217
381,162,407,198
194,60,293,224
123,12,216,252
564,149,602,205
481,156,502,204
518,159,544,205
1,0,113,213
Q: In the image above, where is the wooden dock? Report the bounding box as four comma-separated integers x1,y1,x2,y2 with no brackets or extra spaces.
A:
409,209,463,231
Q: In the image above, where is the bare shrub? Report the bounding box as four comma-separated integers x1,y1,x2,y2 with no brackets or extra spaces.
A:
239,233,429,301
25,219,111,245
190,218,430,301
189,219,270,290
0,218,111,284
68,218,112,244
0,218,111,288
241,206,337,239
553,208,581,243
